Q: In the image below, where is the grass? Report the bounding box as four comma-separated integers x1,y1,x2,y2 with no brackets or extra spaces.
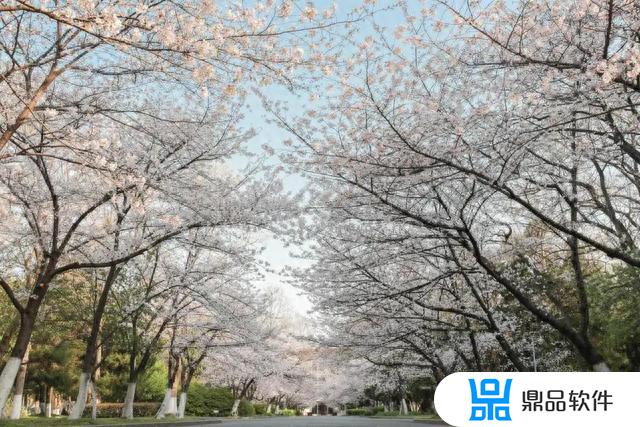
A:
412,414,442,420
0,416,206,426
368,413,442,420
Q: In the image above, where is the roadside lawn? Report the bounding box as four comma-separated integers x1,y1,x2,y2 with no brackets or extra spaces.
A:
412,415,441,420
0,416,209,426
368,414,443,421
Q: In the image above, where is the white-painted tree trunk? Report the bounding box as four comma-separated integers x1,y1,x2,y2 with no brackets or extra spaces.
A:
10,394,22,419
594,362,611,372
156,388,177,418
231,399,240,417
267,404,272,414
156,389,169,419
69,372,91,419
169,393,177,415
90,381,98,421
177,392,187,419
121,382,136,419
0,357,21,414
400,398,408,415
45,402,52,418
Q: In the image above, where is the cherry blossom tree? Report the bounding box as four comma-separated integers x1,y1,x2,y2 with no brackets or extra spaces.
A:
280,0,640,373
154,235,266,419
0,0,376,413
0,80,293,414
0,0,354,163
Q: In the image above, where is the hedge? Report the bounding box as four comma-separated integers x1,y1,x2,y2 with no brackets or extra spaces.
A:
238,399,255,417
185,383,234,416
254,403,269,415
82,402,160,418
346,408,369,416
377,410,425,416
370,406,385,415
346,407,425,416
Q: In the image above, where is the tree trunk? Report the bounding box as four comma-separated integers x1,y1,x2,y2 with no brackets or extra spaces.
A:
69,372,91,419
45,386,53,418
71,266,117,419
156,388,178,419
177,392,187,419
90,381,98,420
231,399,240,417
400,398,408,416
0,310,37,412
9,346,29,419
95,342,102,379
156,389,169,419
9,394,22,420
0,271,51,412
121,382,136,419
176,366,195,420
38,384,46,414
0,357,21,416
156,348,179,419
170,390,177,416
0,317,18,359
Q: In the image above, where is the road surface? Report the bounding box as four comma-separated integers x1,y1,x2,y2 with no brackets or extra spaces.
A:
207,417,442,427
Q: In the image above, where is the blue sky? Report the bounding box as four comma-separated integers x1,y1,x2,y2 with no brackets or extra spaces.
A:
231,85,312,314
227,0,435,316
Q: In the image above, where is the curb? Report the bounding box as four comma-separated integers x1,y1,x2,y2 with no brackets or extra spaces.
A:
364,417,448,425
91,420,222,427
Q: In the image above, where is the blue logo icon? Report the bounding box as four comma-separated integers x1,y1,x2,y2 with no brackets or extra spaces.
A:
469,378,512,421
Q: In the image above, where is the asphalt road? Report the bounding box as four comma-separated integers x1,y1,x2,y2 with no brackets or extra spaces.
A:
208,417,442,427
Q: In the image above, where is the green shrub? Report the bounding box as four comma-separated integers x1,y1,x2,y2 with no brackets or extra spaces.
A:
185,383,234,416
238,399,255,417
373,409,426,416
254,403,268,415
136,362,167,402
95,356,165,403
371,405,385,415
278,408,296,416
347,408,369,416
82,402,159,418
